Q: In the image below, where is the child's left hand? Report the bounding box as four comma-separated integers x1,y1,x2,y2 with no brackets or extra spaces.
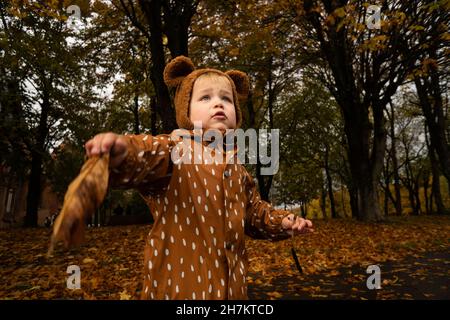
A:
281,214,314,236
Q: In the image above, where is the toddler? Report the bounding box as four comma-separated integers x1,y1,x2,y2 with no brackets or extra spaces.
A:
85,56,313,300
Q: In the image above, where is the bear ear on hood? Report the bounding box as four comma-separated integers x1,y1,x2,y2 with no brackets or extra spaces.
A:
164,55,195,88
225,70,249,100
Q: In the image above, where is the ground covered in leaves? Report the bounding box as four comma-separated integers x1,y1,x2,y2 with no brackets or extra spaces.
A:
0,215,448,300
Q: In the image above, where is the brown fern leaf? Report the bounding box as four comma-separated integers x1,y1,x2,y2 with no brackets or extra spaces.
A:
48,154,110,256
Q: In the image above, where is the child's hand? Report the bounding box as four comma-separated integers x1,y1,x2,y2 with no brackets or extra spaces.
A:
85,132,128,168
281,214,314,236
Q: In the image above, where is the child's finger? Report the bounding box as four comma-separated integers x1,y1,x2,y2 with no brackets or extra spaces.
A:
101,133,117,153
282,214,295,229
85,139,93,156
111,135,127,156
296,219,306,232
292,216,304,228
90,134,104,155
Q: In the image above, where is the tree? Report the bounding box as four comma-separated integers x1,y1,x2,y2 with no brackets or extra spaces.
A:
424,126,446,214
191,0,307,200
409,2,450,193
287,0,443,221
0,1,31,196
117,0,200,133
385,100,403,216
1,0,98,226
274,78,344,218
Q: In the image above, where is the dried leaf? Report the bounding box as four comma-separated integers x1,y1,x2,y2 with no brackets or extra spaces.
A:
119,290,131,300
267,291,283,299
83,258,96,264
48,154,110,255
1,216,449,299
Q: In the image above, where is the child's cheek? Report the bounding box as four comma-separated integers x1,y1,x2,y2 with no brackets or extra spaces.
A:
230,108,237,127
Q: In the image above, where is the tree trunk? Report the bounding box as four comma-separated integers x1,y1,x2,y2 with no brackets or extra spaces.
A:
324,146,337,218
256,65,275,200
94,208,99,227
430,149,446,214
256,161,273,201
414,49,450,190
247,88,273,200
358,181,384,221
383,174,390,216
150,96,157,136
403,155,418,216
347,183,358,219
24,88,50,227
413,174,422,215
246,90,255,128
340,183,348,217
447,180,450,200
426,124,446,214
300,203,306,218
423,171,430,215
340,153,357,219
320,179,327,218
344,108,385,221
138,0,199,133
406,186,417,215
133,94,140,134
162,1,196,57
388,101,403,216
138,0,177,132
381,155,392,216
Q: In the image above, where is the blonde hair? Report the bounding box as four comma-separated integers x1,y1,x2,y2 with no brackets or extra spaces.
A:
196,72,233,90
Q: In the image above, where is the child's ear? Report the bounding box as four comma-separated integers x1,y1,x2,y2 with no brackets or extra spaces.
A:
225,70,249,99
164,55,195,88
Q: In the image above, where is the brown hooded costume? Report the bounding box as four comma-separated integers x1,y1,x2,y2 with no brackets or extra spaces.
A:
109,56,291,300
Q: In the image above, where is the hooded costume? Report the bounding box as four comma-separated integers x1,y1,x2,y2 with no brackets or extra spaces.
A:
109,56,291,300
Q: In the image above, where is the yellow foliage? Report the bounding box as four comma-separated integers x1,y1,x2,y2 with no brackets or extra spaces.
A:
119,290,131,300
229,48,240,57
334,7,346,18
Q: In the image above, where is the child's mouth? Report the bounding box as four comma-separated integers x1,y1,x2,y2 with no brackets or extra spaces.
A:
212,112,227,119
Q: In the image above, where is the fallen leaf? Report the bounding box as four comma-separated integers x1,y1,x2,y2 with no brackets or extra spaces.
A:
119,290,131,300
267,291,283,299
83,258,96,264
48,154,110,255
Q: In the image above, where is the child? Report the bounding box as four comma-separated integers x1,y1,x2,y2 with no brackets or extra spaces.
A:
84,56,313,300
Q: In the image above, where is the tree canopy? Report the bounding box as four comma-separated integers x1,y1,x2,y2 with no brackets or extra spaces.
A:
1,0,448,226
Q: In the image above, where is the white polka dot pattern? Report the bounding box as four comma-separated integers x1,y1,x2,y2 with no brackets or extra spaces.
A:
109,130,292,300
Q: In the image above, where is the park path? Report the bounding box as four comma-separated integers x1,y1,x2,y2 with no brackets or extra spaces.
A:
248,249,449,300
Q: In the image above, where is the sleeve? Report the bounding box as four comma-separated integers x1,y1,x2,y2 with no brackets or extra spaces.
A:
108,133,173,191
244,170,292,242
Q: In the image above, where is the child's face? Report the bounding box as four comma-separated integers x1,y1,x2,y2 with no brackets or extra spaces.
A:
189,75,237,130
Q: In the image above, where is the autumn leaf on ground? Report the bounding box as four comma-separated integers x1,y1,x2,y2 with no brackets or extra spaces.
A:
0,216,448,300
48,154,110,255
267,291,283,299
82,257,96,264
119,290,132,300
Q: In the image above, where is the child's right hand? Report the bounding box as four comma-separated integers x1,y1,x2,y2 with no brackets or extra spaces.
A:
84,132,128,168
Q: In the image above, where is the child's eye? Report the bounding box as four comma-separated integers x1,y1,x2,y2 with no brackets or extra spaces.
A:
200,95,210,101
222,96,232,102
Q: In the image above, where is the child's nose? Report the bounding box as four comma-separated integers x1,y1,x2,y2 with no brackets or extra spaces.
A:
213,97,224,108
